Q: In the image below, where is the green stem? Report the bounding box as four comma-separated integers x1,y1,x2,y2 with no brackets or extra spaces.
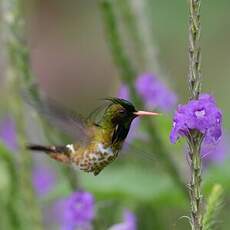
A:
188,136,203,230
2,0,43,228
0,144,21,229
187,0,203,229
100,0,187,198
115,0,146,71
121,0,160,73
11,80,43,230
101,0,135,84
188,0,202,100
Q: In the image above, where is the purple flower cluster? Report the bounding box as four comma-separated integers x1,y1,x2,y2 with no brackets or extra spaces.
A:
170,94,222,144
0,116,17,151
135,73,177,112
59,191,95,230
109,210,137,230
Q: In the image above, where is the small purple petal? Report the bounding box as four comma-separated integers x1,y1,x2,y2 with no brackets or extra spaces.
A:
202,132,230,165
0,116,17,151
118,85,130,100
55,191,95,230
32,164,57,197
135,73,177,112
108,210,137,230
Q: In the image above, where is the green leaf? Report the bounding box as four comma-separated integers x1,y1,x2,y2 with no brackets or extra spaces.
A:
203,184,223,230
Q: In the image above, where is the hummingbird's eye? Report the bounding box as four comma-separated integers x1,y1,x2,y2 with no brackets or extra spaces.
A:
119,109,125,114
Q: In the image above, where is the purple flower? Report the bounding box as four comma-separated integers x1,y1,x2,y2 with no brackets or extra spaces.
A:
201,133,229,165
118,85,129,100
135,73,177,112
170,94,222,144
0,116,17,151
32,164,57,197
108,210,137,230
57,191,95,230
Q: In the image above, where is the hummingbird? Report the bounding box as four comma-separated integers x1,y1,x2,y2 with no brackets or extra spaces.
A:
27,97,159,175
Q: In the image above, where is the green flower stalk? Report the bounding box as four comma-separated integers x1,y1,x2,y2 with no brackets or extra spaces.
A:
2,0,43,229
169,0,206,228
188,0,203,229
170,95,222,230
188,0,202,100
166,0,223,229
0,143,20,229
118,0,159,73
188,132,203,230
114,0,147,71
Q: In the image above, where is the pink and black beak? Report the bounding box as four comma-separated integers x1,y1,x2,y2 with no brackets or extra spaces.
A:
133,110,160,117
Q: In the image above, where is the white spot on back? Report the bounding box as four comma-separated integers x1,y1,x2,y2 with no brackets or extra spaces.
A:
66,144,75,153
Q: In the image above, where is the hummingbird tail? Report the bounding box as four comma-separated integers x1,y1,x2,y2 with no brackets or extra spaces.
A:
26,144,72,163
26,144,54,152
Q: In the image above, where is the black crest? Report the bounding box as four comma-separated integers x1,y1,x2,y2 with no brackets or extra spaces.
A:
104,97,137,113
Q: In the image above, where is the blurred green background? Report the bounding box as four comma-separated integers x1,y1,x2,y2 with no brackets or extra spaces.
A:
1,0,230,229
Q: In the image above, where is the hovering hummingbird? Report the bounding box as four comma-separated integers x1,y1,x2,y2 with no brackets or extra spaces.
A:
27,97,159,175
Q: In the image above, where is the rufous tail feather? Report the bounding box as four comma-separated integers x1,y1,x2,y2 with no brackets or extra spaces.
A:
26,144,72,163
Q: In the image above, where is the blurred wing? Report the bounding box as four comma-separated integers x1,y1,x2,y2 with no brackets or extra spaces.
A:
119,140,157,164
23,92,92,142
86,100,111,124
